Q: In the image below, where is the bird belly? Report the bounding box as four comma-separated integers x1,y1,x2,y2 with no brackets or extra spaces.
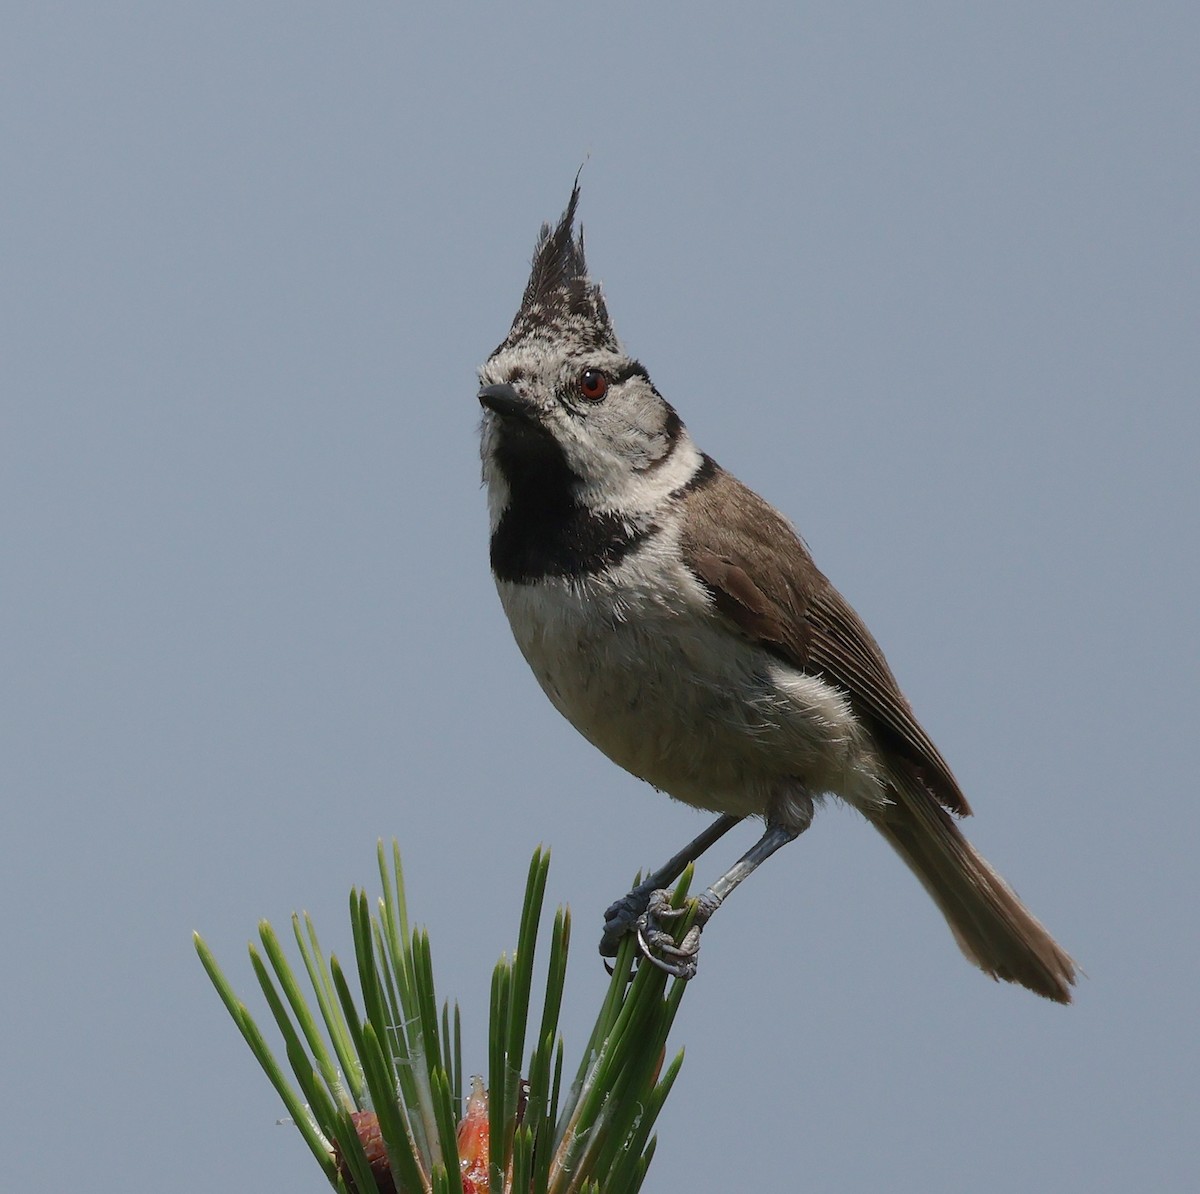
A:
495,558,882,820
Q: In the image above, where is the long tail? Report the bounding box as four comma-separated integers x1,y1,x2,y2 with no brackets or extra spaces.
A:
869,779,1077,1003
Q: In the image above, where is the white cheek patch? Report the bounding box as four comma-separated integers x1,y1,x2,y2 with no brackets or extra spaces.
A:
575,433,704,518
641,434,705,498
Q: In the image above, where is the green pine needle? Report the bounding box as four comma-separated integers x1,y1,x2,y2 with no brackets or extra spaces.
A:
195,842,693,1193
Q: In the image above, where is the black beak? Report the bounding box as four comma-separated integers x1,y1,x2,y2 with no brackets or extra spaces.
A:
478,382,537,422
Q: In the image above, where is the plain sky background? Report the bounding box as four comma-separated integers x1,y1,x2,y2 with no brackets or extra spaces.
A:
3,4,1196,1191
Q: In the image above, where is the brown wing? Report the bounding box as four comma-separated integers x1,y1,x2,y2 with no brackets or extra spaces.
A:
680,465,970,816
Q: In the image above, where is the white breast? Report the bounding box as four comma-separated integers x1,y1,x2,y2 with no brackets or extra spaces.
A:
495,527,884,824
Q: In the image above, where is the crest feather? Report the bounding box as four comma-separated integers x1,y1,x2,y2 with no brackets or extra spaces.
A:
499,183,618,353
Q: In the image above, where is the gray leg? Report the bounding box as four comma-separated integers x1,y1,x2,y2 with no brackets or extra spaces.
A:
599,813,743,958
637,819,803,979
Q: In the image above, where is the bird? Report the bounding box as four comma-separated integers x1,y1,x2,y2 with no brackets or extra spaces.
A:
476,184,1076,1002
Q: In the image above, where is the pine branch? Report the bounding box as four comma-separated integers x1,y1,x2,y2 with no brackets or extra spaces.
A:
195,842,694,1193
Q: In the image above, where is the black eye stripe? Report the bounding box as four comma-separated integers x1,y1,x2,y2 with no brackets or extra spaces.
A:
608,361,650,385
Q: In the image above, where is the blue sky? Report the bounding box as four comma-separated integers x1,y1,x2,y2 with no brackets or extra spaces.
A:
3,4,1196,1191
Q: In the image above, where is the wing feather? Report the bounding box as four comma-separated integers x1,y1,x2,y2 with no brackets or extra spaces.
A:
679,466,969,816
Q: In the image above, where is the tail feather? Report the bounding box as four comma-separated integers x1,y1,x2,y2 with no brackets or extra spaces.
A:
870,777,1076,1003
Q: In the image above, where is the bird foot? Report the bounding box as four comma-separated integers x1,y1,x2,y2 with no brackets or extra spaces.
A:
601,886,720,980
599,884,655,957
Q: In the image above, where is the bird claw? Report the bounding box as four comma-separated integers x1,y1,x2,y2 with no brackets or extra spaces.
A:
602,887,715,980
637,920,702,979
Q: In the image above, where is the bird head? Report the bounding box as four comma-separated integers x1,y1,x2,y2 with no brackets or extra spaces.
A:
478,185,695,527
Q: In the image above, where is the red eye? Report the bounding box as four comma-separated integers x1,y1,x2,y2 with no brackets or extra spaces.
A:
579,368,609,402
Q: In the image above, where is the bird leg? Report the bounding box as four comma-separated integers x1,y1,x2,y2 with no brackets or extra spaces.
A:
599,813,742,958
633,819,803,979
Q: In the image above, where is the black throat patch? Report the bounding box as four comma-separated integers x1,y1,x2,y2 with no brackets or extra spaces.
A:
489,423,657,584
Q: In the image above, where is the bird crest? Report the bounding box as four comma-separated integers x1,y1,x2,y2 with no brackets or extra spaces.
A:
495,183,619,356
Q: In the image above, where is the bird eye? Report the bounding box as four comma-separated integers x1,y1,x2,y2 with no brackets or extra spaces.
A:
579,369,609,402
